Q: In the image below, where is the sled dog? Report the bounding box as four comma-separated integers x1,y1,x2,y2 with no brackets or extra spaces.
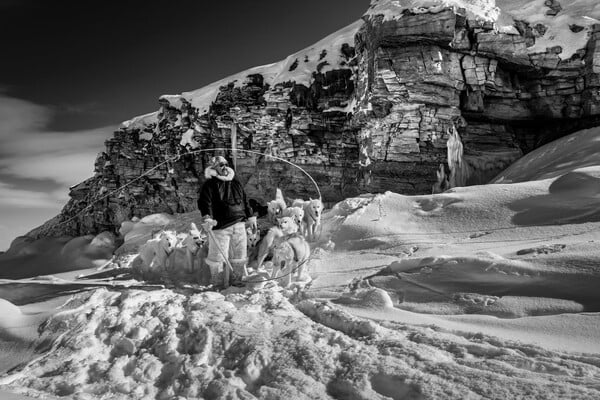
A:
256,216,298,268
267,188,287,224
292,198,323,241
138,230,178,271
246,223,261,266
178,222,207,272
271,234,311,287
281,206,304,228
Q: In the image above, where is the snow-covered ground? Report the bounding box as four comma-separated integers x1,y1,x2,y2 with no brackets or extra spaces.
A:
0,126,599,399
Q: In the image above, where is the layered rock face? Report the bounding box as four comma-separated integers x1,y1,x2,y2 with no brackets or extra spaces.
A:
354,4,600,191
32,0,600,238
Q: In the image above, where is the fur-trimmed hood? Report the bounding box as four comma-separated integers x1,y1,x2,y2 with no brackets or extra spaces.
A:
204,166,235,181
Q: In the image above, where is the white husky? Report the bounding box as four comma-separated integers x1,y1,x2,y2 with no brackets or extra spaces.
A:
177,222,207,273
267,188,287,225
256,216,298,269
270,234,311,287
137,230,178,272
292,198,323,242
281,206,304,228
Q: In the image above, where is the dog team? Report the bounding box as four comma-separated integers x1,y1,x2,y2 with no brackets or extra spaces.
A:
134,156,324,289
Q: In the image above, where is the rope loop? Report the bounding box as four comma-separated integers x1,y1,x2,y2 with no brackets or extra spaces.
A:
54,147,322,230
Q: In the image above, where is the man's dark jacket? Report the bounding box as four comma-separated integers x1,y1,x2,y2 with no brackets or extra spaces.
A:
198,174,253,230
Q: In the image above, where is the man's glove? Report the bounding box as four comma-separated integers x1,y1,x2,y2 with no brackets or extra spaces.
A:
247,216,257,233
201,216,217,231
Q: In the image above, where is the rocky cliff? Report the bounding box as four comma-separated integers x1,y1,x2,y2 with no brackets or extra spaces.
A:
32,0,600,238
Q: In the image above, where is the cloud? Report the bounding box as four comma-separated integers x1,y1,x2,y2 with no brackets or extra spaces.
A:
0,127,112,186
0,181,67,209
0,94,115,187
0,95,51,138
0,94,115,246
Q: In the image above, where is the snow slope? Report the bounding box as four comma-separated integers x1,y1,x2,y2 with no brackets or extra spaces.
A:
121,19,362,128
493,126,600,183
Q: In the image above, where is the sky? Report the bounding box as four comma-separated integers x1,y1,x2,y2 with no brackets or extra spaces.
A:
0,0,369,250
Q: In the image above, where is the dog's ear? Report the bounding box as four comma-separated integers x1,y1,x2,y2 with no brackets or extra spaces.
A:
190,222,199,232
276,188,285,203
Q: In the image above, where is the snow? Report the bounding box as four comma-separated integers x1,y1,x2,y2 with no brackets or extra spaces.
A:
120,111,158,130
180,128,199,149
122,20,362,124
499,0,600,58
4,0,600,395
366,0,501,23
180,19,362,115
0,232,116,280
123,0,600,130
493,126,600,183
0,124,599,398
367,0,600,59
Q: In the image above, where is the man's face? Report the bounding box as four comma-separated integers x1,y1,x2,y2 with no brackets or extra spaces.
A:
216,162,229,176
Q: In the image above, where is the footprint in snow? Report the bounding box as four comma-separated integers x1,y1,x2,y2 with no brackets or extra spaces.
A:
453,292,499,307
516,244,566,256
468,231,491,239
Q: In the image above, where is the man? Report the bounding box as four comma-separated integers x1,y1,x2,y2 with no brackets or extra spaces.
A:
198,156,257,287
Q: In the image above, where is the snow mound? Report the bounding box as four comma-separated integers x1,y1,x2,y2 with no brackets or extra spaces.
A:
0,232,117,280
3,287,600,399
493,126,600,183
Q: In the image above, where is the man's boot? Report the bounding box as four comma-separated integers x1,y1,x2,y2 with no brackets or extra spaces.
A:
230,259,249,287
206,259,223,288
223,261,230,289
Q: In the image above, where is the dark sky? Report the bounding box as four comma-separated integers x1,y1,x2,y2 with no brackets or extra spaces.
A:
0,0,369,249
0,0,369,131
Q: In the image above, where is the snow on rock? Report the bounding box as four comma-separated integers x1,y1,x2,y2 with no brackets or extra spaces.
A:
122,20,362,124
120,111,159,130
498,0,600,59
366,0,501,23
121,0,600,129
367,0,600,59
179,128,199,149
158,94,185,110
